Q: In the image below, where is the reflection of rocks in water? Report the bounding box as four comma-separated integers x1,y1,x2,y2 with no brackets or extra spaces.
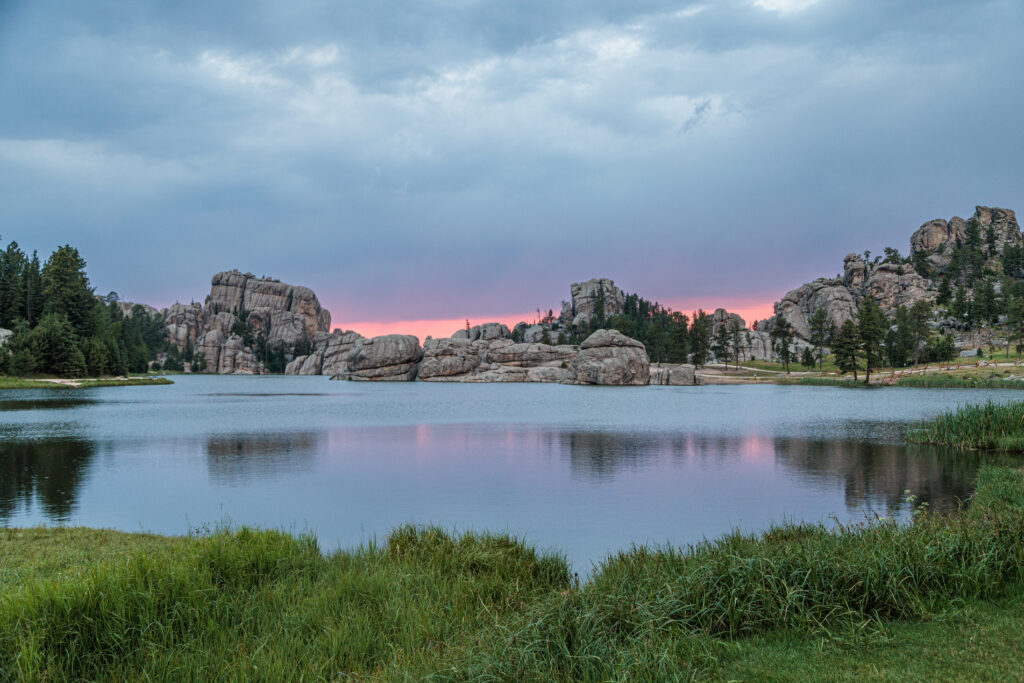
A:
773,438,980,514
0,437,95,522
206,432,322,484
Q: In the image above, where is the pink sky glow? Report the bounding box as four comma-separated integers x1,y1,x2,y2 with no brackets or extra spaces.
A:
337,298,776,342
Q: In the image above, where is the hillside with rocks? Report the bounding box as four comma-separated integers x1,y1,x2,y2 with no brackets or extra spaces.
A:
768,205,1019,341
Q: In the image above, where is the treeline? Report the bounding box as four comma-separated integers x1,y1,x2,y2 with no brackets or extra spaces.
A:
0,238,168,378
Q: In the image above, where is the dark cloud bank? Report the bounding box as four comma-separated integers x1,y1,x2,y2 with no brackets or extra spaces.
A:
1,0,1021,323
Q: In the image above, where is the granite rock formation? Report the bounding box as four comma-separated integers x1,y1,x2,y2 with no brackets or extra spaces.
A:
161,270,332,374
768,207,1020,340
649,364,697,385
333,334,423,381
451,322,510,342
565,329,650,385
568,278,626,327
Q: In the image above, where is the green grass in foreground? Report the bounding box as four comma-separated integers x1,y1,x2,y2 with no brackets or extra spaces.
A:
2,466,1024,680
908,401,1024,451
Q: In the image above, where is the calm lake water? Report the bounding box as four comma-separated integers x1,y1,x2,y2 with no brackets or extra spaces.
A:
1,376,1018,569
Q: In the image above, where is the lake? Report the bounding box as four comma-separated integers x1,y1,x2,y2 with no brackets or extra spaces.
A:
0,376,1016,569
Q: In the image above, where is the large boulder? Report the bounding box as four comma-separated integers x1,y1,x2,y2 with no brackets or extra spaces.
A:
418,338,486,379
565,329,650,385
336,334,423,381
0,328,11,347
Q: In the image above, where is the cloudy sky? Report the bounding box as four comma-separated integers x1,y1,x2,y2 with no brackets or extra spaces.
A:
2,0,1022,338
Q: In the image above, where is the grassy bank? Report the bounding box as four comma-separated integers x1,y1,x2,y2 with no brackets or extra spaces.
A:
908,400,1024,451
896,374,1024,389
3,466,1024,680
0,376,172,390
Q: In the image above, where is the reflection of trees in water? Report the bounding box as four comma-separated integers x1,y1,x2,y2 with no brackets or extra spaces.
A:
562,431,981,514
0,437,95,522
206,432,322,484
562,432,699,481
0,398,94,412
773,439,981,514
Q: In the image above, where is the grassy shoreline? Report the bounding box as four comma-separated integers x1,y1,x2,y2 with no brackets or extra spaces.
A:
2,464,1023,680
0,376,173,390
908,400,1024,451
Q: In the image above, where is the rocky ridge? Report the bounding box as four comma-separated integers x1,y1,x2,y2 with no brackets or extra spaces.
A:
769,206,1018,340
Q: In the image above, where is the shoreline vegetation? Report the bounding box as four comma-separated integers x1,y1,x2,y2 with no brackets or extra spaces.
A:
2,462,1023,679
908,400,1024,451
0,375,173,390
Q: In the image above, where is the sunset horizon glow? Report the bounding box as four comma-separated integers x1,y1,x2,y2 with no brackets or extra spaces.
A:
336,298,776,342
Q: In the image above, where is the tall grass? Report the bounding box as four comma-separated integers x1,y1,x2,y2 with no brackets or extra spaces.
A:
448,498,1024,679
0,526,570,681
907,401,1024,451
2,467,1024,680
896,375,1024,389
791,377,864,387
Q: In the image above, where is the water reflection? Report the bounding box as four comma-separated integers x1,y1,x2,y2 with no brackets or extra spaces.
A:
0,398,95,412
774,438,979,514
206,432,321,484
0,437,94,522
561,430,982,515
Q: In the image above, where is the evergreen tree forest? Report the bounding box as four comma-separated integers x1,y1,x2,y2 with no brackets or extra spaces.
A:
0,237,167,378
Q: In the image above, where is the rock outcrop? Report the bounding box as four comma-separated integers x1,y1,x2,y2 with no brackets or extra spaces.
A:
334,334,423,381
910,206,1020,266
160,270,332,374
568,278,626,327
451,322,510,342
649,364,697,385
565,329,650,385
418,338,487,379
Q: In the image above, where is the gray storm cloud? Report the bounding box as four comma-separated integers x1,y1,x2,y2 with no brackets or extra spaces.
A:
1,0,1022,323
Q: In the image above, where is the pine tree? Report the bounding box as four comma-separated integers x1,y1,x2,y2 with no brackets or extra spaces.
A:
24,251,42,327
711,323,731,370
42,245,96,339
689,310,711,367
857,297,887,384
908,300,933,367
985,224,998,257
728,318,743,365
29,313,87,377
936,276,952,307
800,347,816,370
769,314,795,372
833,319,860,380
808,308,830,371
